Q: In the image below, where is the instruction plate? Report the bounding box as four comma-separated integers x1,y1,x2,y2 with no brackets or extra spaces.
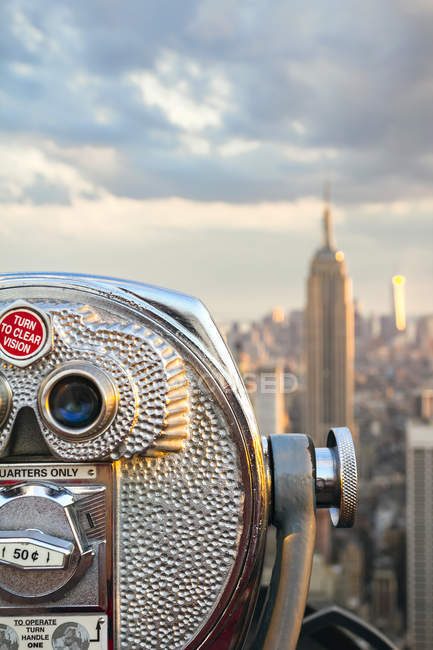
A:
0,613,107,649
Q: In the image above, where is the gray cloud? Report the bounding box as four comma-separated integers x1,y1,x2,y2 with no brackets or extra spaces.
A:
2,0,433,203
1,0,432,317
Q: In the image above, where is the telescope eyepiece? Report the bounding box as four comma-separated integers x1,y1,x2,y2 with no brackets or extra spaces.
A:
38,361,118,440
48,374,103,430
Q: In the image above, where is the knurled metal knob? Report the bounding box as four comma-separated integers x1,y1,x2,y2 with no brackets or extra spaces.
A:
315,426,358,528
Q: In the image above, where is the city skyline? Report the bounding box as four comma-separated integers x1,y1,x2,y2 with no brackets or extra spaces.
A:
225,235,433,648
1,2,433,321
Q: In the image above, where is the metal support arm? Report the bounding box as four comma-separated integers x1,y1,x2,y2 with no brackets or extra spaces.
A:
258,434,317,650
254,428,358,650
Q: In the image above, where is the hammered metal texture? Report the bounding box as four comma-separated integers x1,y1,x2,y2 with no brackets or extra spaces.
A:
0,294,246,648
0,300,189,460
117,371,245,650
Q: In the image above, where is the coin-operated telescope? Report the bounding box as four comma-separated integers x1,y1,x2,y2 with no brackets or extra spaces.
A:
0,274,357,650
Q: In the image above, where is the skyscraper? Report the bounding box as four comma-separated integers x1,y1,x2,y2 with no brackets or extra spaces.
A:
406,420,433,649
392,275,406,332
371,557,400,634
252,364,287,435
305,201,355,446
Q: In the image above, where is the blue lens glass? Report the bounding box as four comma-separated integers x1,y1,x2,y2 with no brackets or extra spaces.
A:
49,376,102,429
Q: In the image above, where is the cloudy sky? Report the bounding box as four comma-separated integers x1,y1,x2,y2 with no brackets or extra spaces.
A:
1,0,432,320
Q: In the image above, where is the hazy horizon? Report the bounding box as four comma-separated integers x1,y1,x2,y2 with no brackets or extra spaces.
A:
1,1,432,320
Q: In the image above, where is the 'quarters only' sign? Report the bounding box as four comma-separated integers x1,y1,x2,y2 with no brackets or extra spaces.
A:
0,303,52,366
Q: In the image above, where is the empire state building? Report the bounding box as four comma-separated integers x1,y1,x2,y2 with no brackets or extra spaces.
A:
305,203,354,446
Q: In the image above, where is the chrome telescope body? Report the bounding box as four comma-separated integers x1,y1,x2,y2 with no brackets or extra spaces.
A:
0,273,357,650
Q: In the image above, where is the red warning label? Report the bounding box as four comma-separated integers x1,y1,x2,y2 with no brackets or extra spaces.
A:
0,308,47,360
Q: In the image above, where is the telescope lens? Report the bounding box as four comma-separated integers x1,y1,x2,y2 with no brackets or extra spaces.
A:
48,375,102,430
39,361,118,439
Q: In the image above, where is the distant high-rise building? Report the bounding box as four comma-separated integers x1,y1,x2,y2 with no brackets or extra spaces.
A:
334,541,364,611
406,420,433,649
252,364,287,435
380,314,395,343
414,389,433,422
371,557,400,634
354,299,370,357
392,275,406,332
271,305,285,324
288,309,303,353
305,201,355,559
308,553,338,609
304,201,355,446
416,314,433,355
354,298,364,340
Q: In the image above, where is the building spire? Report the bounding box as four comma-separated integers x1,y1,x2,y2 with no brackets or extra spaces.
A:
323,182,335,249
